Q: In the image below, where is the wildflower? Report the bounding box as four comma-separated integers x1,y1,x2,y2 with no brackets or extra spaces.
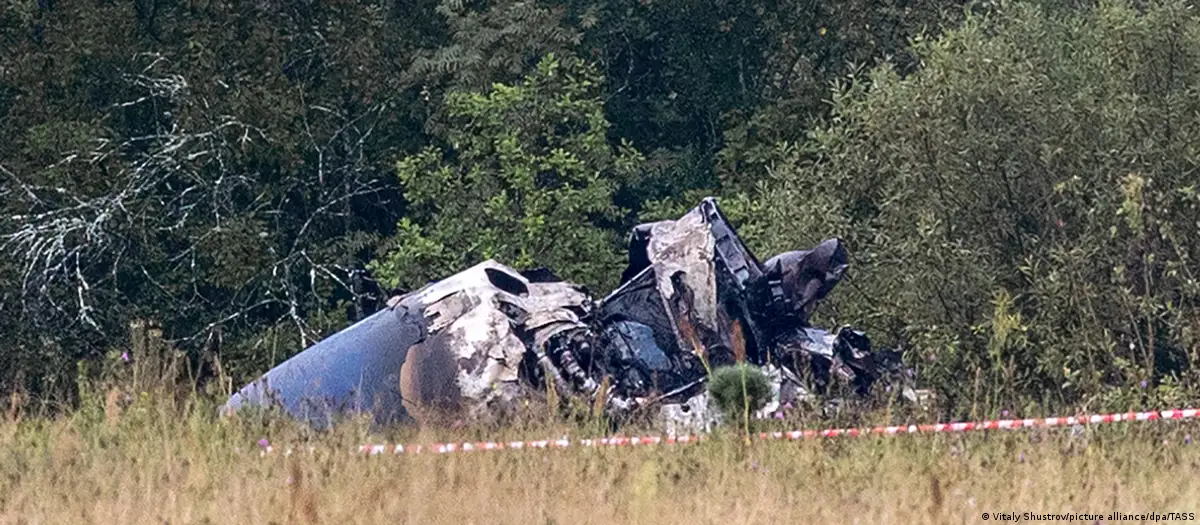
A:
774,411,785,420
1001,409,1010,418
257,438,270,449
1018,452,1025,463
121,352,130,362
1139,380,1148,389
1185,434,1192,445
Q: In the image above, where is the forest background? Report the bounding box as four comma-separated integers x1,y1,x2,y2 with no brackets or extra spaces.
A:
4,0,1200,419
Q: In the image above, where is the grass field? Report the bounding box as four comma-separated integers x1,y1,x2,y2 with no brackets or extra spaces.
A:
2,394,1199,525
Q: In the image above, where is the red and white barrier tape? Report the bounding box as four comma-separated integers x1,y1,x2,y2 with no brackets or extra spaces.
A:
258,408,1199,457
751,408,1198,441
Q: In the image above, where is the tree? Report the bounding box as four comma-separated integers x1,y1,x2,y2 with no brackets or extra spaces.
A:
371,55,642,293
0,0,438,395
402,0,970,218
753,0,1200,414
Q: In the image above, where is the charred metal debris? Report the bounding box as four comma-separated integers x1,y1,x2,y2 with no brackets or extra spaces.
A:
224,198,925,431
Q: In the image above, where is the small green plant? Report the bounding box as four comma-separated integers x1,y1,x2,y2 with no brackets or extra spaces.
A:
707,364,771,423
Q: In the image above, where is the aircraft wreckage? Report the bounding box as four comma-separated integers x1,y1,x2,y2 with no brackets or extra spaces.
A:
224,198,926,431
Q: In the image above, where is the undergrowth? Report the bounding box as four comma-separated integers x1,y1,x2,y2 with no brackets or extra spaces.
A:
2,382,1199,524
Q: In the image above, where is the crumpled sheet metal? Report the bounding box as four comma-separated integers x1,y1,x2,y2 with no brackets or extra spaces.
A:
761,238,848,325
618,197,764,369
224,197,916,432
223,260,590,426
643,205,720,334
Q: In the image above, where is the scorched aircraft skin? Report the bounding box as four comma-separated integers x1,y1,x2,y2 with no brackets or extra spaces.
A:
223,198,917,429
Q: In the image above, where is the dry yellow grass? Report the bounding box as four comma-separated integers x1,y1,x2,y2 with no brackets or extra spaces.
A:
2,395,1198,525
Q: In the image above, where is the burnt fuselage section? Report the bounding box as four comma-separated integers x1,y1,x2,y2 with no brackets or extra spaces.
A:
223,198,911,428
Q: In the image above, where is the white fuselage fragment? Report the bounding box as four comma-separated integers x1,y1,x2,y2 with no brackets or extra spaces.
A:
404,260,591,414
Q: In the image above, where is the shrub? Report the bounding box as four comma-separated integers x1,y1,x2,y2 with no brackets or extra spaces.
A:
708,364,773,419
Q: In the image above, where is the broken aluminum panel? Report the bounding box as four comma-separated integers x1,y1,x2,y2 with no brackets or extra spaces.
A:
697,197,763,292
620,198,762,292
223,260,591,426
610,199,764,370
608,321,670,371
755,364,785,418
523,280,592,354
645,208,720,333
770,325,902,397
797,327,837,358
598,265,710,399
658,393,720,437
760,238,849,326
599,266,682,357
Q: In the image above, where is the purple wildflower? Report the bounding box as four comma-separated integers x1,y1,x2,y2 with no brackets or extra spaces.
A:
121,352,130,362
1139,380,1148,389
1018,452,1025,463
257,438,270,449
774,411,785,420
1001,409,1010,418
782,402,794,411
1185,434,1192,445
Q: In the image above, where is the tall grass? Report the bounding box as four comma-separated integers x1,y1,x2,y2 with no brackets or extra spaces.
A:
1,389,1198,525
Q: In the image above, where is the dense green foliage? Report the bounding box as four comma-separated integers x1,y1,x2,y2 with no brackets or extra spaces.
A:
3,0,1199,417
752,0,1200,415
370,55,641,292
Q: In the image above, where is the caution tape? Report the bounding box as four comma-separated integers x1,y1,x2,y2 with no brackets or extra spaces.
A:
257,408,1199,457
752,408,1199,441
354,435,702,456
